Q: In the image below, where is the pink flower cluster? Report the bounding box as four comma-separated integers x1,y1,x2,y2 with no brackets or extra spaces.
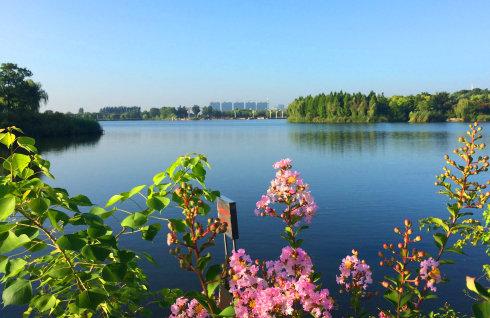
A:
229,247,333,318
256,158,318,225
169,296,209,318
336,251,373,292
419,258,441,292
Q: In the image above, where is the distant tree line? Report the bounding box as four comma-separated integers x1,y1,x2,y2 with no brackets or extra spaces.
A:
78,105,285,121
287,89,490,123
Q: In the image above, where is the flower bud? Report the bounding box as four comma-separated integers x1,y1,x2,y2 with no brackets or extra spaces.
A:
167,232,177,246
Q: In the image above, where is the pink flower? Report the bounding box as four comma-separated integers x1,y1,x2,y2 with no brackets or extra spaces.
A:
336,251,373,293
170,297,209,318
379,311,390,318
273,158,292,170
419,258,441,292
256,159,318,227
228,247,333,318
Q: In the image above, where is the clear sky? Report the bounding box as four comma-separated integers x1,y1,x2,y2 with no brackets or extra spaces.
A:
1,0,490,112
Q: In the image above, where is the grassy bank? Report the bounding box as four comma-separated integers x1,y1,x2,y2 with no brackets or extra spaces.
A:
0,111,103,137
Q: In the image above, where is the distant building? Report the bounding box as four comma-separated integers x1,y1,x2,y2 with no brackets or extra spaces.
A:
245,101,256,110
277,104,285,110
221,102,233,111
256,101,269,110
209,102,220,110
233,102,244,110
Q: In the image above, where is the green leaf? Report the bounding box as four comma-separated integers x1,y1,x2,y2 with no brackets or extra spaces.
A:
2,278,32,306
4,258,27,279
142,223,162,241
105,194,124,207
0,231,30,253
76,288,107,310
128,185,145,198
219,306,235,317
142,252,157,266
426,217,449,232
0,256,8,273
433,233,447,249
46,265,72,279
161,288,183,307
473,301,490,318
47,209,69,231
153,171,166,184
56,234,85,251
71,194,93,206
121,212,147,229
17,136,35,146
446,247,465,255
0,132,16,148
0,197,16,221
33,295,57,313
192,164,206,178
17,136,37,152
3,153,30,173
168,219,186,233
147,196,170,210
383,290,399,306
206,264,222,281
399,292,413,306
101,263,127,282
439,259,455,265
29,198,50,214
81,244,111,261
207,280,220,297
87,225,108,238
467,276,490,300
89,206,113,219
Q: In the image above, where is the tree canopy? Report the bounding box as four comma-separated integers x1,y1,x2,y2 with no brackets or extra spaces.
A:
0,63,48,113
287,89,490,123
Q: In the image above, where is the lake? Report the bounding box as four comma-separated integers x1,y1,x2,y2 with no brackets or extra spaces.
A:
16,120,490,315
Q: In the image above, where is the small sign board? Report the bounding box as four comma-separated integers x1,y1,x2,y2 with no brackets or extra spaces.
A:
217,196,239,239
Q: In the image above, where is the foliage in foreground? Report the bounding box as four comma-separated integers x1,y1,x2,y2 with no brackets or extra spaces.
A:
0,123,488,317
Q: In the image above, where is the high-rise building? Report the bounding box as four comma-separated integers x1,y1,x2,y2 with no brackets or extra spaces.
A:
245,101,256,110
221,102,233,111
209,102,220,110
256,101,269,110
277,104,285,110
233,102,244,110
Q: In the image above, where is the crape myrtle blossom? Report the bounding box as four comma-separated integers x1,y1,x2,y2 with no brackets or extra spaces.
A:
169,296,209,318
336,250,373,293
419,258,441,292
255,158,318,226
228,247,334,318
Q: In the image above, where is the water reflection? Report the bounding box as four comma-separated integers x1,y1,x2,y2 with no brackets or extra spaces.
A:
289,128,450,154
36,134,102,154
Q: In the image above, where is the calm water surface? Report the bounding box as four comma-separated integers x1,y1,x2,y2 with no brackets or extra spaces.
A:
17,120,490,315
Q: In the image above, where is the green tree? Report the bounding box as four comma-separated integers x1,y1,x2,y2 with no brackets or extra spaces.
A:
368,95,378,120
0,63,48,113
149,107,160,118
191,105,200,118
454,98,478,121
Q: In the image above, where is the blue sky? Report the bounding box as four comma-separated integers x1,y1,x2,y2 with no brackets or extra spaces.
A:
1,1,490,112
